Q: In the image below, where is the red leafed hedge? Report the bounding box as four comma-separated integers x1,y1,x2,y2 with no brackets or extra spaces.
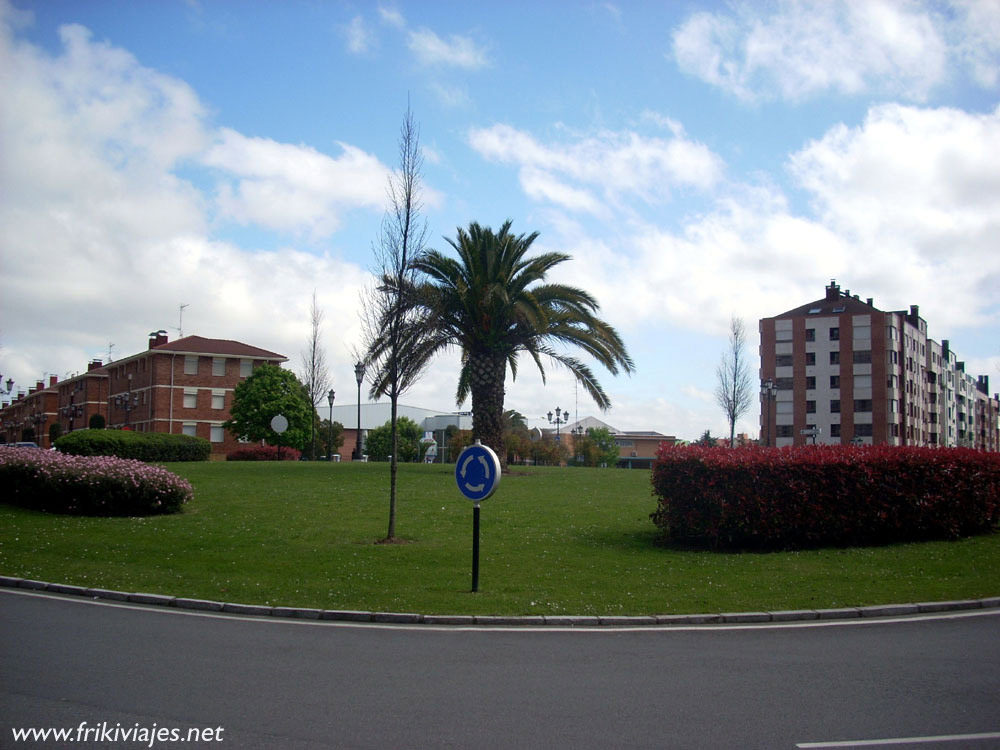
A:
226,445,302,461
650,444,1000,550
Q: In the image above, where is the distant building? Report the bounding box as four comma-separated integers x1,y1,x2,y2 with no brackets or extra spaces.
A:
759,281,999,449
544,417,678,468
328,402,474,462
1,331,286,454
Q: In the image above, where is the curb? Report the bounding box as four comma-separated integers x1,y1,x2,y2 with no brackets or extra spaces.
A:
2,576,997,627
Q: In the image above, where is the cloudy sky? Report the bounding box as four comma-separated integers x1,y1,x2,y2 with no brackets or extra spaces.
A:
1,0,998,440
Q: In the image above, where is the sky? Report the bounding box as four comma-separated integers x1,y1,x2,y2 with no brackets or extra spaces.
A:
1,0,998,441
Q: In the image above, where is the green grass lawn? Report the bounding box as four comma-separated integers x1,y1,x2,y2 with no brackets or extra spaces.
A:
2,461,997,616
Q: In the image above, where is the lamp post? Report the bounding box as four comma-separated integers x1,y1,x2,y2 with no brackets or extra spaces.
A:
354,360,365,461
114,373,138,429
761,378,777,446
327,389,335,460
547,406,570,442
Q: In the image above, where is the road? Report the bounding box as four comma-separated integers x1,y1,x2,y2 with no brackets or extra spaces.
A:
2,589,998,749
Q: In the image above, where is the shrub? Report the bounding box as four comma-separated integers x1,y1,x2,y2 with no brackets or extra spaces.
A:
650,444,1000,550
0,445,192,515
55,429,210,462
89,413,106,429
226,444,302,461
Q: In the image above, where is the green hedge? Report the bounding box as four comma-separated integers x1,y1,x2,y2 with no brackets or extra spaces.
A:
1,446,192,515
55,429,211,462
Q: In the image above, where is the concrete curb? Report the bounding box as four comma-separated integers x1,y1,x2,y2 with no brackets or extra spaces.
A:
1,575,997,627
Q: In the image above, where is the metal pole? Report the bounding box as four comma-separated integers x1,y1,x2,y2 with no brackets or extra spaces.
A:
472,503,481,592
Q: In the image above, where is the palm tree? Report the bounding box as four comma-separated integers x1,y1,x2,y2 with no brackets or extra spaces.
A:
408,220,634,467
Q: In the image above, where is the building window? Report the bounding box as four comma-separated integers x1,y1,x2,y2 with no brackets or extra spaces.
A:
831,424,841,438
853,350,872,364
805,376,816,390
240,359,252,377
830,351,840,365
212,357,226,376
210,425,225,443
854,399,873,412
831,400,840,413
184,356,198,375
183,390,197,409
805,329,816,342
775,377,794,390
830,375,840,388
806,400,816,413
776,425,793,438
854,424,873,437
211,391,225,410
776,354,793,367
829,327,840,341
182,423,197,437
805,352,816,366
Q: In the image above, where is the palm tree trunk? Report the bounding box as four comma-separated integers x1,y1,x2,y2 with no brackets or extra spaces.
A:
469,350,507,471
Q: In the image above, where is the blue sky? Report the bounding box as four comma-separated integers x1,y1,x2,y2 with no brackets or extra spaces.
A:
1,0,998,440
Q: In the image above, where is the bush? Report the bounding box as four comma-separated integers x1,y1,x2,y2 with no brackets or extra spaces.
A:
89,414,106,429
226,444,302,461
0,446,192,515
650,444,1000,550
55,429,210,462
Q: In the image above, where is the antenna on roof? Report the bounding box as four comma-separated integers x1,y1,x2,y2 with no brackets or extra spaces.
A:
107,342,115,363
174,303,189,338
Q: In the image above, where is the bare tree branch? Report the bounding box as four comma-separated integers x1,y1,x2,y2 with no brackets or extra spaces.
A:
715,315,753,448
300,290,331,460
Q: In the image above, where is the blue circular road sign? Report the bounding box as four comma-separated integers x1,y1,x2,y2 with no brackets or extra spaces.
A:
455,442,501,502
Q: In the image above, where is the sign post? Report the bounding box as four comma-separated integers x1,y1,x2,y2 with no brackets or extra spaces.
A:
455,440,501,592
270,414,288,460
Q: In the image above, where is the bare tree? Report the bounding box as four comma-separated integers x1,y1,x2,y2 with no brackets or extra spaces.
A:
300,290,331,460
715,315,753,448
360,102,433,541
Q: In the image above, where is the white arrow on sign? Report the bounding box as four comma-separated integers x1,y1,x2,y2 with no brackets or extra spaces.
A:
459,453,490,492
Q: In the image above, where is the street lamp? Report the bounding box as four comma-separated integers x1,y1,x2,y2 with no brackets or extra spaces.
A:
547,406,570,442
354,360,365,461
327,389,335,460
761,378,777,446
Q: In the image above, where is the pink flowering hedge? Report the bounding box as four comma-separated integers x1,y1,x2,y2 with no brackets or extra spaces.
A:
1,446,192,515
651,444,1000,550
226,445,302,461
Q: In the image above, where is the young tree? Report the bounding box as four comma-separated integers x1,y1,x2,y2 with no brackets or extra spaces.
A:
361,103,432,540
224,364,313,451
715,316,753,448
300,290,331,460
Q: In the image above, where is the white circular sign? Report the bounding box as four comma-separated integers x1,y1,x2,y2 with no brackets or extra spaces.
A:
270,414,289,434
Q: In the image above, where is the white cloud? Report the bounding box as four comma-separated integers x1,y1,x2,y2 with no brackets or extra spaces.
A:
0,6,376,396
468,123,724,215
344,15,372,54
407,27,489,69
378,5,405,29
204,129,389,239
671,0,977,102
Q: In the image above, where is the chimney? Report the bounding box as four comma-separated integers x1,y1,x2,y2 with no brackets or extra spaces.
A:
49,375,58,387
910,304,919,320
866,298,873,307
89,359,103,371
825,280,840,301
149,330,169,349
34,380,44,393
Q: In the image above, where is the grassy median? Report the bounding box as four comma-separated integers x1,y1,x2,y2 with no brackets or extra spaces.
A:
2,461,997,615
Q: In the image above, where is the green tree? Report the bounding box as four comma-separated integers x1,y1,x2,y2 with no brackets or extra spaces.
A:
317,419,345,459
364,416,422,462
573,426,619,467
224,364,313,451
88,413,105,429
694,429,717,447
407,220,634,468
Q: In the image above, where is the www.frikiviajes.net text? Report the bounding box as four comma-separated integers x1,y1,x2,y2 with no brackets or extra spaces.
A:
10,722,224,746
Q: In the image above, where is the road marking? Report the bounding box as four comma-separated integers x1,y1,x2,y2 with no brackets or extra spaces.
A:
797,731,1000,747
3,588,999,633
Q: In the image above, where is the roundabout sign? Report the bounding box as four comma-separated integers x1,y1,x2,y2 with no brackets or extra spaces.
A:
454,440,501,592
455,441,501,502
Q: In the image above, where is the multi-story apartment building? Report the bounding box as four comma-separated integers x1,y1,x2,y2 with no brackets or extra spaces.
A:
1,331,286,455
759,281,999,450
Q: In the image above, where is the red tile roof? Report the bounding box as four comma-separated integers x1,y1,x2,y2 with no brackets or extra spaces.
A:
152,335,286,360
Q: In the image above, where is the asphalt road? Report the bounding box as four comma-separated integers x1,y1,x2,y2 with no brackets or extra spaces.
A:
2,590,998,749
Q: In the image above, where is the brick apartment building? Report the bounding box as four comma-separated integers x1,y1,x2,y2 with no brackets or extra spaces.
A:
759,281,1000,449
1,332,286,454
